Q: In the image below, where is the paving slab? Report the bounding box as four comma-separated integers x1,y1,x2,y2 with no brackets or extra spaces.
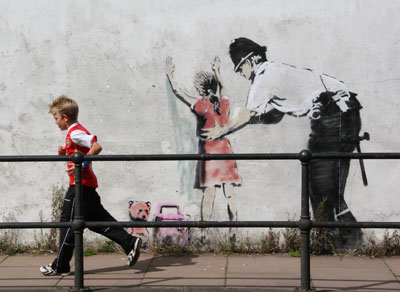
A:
226,254,301,290
0,253,399,291
384,257,400,281
57,253,153,289
0,255,8,263
0,254,61,289
310,255,400,291
142,254,226,287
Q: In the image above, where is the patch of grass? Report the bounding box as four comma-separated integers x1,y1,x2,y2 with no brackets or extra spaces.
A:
2,187,399,258
260,228,281,254
288,249,301,257
151,242,192,256
48,184,65,250
30,185,65,254
354,230,400,257
382,230,400,256
3,229,400,257
98,239,119,253
82,237,123,255
83,248,97,257
282,227,301,254
234,235,257,254
0,230,29,255
310,227,335,255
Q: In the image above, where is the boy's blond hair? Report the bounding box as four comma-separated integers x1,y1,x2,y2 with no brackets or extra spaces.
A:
49,95,79,122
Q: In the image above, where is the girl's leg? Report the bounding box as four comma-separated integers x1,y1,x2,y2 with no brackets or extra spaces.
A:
201,187,216,221
223,184,238,221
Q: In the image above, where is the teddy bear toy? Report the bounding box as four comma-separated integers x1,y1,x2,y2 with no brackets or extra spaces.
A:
126,201,151,247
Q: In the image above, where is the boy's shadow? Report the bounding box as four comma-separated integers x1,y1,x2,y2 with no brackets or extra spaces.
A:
83,254,199,274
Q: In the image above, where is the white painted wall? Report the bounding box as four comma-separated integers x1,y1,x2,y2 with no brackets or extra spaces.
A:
1,0,399,244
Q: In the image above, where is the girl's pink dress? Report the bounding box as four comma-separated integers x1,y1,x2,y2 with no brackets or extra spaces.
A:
192,97,241,188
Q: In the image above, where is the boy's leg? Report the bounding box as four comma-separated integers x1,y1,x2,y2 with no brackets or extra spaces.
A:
49,186,75,273
84,187,138,255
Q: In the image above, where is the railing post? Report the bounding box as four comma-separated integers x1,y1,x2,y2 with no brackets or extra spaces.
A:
72,152,85,291
297,150,312,292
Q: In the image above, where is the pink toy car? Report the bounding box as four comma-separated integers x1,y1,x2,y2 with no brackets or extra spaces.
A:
154,203,189,246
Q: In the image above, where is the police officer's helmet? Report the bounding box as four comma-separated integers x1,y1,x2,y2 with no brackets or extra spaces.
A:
229,37,267,72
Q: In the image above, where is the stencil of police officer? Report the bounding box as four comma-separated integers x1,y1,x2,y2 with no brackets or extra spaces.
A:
203,37,364,248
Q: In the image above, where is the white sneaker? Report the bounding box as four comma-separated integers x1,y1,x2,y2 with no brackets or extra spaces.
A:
40,264,71,276
127,237,142,267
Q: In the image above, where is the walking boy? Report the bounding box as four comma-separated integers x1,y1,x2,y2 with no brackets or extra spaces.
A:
40,95,141,276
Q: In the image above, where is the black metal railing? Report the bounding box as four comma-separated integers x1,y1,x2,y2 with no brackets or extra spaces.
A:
1,150,400,292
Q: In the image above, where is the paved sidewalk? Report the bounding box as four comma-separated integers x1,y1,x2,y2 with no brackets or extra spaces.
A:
0,252,399,291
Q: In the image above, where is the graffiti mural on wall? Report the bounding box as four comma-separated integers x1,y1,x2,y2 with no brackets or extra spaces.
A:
126,201,151,247
154,203,190,246
166,56,241,222
200,37,367,248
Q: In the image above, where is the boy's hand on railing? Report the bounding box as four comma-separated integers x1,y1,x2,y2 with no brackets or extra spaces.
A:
58,146,66,156
67,164,75,176
66,161,89,176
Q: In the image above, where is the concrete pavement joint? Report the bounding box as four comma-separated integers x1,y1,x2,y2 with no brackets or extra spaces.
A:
140,255,156,285
0,255,9,264
224,255,228,287
383,257,400,284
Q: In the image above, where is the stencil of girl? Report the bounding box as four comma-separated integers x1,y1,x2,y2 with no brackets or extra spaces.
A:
166,56,241,221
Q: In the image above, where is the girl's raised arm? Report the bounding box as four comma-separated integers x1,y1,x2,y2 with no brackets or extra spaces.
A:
212,56,227,97
166,56,197,107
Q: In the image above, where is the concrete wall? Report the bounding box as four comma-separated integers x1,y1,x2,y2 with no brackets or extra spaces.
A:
1,0,399,244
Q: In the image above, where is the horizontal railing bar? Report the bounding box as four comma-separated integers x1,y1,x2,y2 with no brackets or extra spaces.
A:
2,150,399,292
70,220,400,229
0,153,298,162
88,152,400,161
312,221,400,228
82,153,300,161
1,152,400,162
0,222,71,228
85,221,299,228
311,152,400,160
0,221,298,229
1,221,399,229
0,155,69,162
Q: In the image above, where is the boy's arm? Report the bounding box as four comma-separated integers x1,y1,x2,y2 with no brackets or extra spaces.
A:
83,140,102,169
58,146,66,155
67,139,102,175
88,140,102,155
70,130,101,155
166,56,197,107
